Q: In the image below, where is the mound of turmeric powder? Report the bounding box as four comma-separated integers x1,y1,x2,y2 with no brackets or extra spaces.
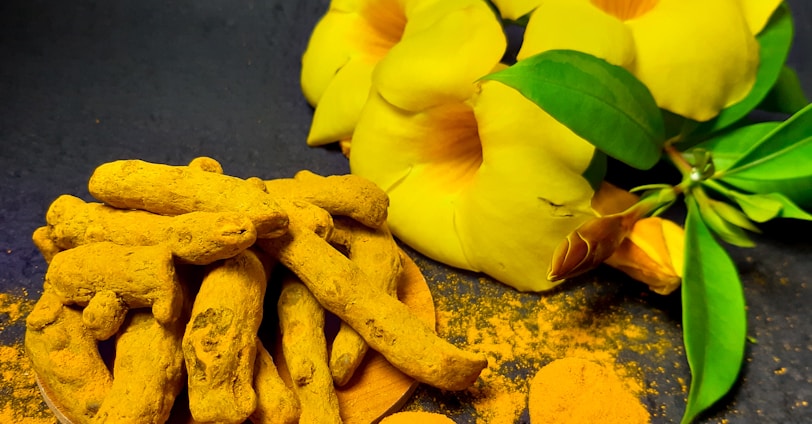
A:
528,358,650,424
379,411,456,424
25,157,486,424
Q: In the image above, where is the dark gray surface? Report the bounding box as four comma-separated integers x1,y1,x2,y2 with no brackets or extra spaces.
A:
1,1,810,423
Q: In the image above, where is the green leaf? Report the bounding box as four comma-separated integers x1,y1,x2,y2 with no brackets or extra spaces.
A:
696,196,756,248
722,175,812,209
759,65,811,114
710,199,761,233
692,122,780,172
681,197,747,424
581,149,607,191
717,103,812,207
725,103,812,172
483,50,666,169
728,191,783,222
630,183,673,193
730,191,812,222
694,4,794,134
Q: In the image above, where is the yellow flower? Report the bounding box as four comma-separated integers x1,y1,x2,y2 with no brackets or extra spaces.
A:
605,217,685,295
517,0,782,122
300,0,503,146
351,71,606,291
302,0,699,292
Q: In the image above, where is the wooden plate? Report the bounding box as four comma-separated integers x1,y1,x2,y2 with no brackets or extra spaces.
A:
36,251,434,424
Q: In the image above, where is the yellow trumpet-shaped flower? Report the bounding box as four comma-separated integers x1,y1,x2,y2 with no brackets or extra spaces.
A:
300,0,504,146
605,217,685,295
351,75,605,291
517,0,782,122
303,0,698,292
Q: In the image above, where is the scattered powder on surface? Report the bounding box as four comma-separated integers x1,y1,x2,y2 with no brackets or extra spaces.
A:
403,261,685,424
0,260,685,424
0,291,57,424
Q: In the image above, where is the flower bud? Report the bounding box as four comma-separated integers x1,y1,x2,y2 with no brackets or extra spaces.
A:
604,217,684,295
547,213,635,281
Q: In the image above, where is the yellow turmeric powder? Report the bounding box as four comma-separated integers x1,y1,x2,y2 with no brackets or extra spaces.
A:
45,194,258,265
398,260,683,423
88,159,288,238
380,411,456,424
528,358,650,424
0,292,55,424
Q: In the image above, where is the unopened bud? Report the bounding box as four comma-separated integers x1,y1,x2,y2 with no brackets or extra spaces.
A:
547,213,635,281
605,217,684,295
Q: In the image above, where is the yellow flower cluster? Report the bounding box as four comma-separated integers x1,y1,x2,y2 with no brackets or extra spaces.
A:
299,0,779,292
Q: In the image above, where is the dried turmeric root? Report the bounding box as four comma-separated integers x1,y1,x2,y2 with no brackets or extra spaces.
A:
88,159,288,238
328,217,402,386
187,156,224,173
250,338,301,424
264,170,389,229
277,273,342,424
183,249,269,424
276,198,334,239
32,226,61,263
45,194,257,265
82,290,128,340
45,242,182,326
258,227,488,392
92,310,186,424
25,290,113,423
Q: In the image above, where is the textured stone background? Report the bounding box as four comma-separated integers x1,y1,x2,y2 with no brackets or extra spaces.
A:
1,1,810,422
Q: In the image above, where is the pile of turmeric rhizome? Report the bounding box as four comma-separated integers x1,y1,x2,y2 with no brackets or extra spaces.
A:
23,156,679,424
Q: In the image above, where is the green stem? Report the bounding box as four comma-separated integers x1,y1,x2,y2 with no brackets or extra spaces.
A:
664,144,698,198
665,144,692,175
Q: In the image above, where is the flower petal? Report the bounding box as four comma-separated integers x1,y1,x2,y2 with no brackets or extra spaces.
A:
736,0,782,34
351,80,598,291
374,0,506,112
591,182,639,215
301,12,359,106
307,58,375,146
518,0,636,68
605,217,684,295
455,81,597,291
301,0,407,106
350,91,480,268
661,218,684,278
626,0,759,120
